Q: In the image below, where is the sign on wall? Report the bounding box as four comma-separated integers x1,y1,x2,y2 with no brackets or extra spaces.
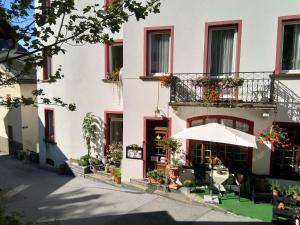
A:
126,145,143,160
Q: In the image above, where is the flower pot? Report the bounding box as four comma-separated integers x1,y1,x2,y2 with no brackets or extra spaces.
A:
114,176,121,184
148,178,160,185
293,194,300,202
277,202,285,209
168,166,180,190
273,190,280,197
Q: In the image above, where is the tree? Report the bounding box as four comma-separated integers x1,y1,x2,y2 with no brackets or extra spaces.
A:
0,0,160,110
82,112,99,157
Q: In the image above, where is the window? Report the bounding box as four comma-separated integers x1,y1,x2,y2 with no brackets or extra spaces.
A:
41,0,51,15
204,21,242,76
105,112,123,151
272,122,300,180
208,26,237,76
105,40,123,79
44,109,55,142
144,26,174,76
42,49,52,80
188,116,252,173
281,22,300,72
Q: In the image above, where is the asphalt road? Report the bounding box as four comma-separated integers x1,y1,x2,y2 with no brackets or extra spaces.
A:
0,153,271,225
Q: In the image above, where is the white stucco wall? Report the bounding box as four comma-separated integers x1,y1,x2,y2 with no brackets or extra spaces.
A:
38,0,123,168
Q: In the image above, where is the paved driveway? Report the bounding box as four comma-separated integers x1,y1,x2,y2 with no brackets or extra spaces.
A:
0,154,271,225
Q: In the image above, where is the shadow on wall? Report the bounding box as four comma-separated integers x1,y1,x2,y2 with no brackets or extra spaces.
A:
91,115,105,158
38,116,68,169
276,81,300,122
0,107,23,155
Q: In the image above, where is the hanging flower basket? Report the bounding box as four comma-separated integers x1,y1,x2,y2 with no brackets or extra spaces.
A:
257,125,291,149
159,73,175,88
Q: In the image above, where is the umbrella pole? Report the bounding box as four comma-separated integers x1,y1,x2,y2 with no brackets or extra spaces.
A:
210,142,213,196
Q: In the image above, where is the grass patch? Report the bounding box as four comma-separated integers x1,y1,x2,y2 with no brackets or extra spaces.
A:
197,191,272,222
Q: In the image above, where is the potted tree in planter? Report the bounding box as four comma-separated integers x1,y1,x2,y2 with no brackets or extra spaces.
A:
82,112,99,158
109,142,123,168
160,137,183,190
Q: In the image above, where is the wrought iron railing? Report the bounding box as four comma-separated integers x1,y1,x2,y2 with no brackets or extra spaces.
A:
170,72,276,106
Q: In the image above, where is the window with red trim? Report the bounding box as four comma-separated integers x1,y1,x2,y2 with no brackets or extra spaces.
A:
146,30,171,76
280,21,300,72
42,49,52,80
271,122,300,180
45,109,55,143
105,41,123,79
41,0,51,15
105,113,123,153
188,116,252,173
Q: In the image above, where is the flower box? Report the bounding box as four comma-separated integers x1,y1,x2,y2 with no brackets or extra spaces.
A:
65,160,90,177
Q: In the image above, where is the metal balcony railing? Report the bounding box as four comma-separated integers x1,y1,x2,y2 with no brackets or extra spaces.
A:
170,72,275,107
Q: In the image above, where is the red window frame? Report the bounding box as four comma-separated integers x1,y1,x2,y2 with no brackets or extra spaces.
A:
42,48,52,80
44,109,55,143
104,39,123,79
203,20,242,75
275,15,300,74
104,111,123,155
143,26,174,77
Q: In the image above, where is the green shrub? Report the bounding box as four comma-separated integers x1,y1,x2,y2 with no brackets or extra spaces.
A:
183,179,193,187
90,157,100,166
113,168,121,177
147,170,164,181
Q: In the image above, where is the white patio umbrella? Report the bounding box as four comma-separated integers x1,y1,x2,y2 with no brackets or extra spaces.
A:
172,123,257,149
173,122,257,197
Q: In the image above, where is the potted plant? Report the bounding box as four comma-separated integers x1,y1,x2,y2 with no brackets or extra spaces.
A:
257,125,291,149
112,168,121,184
160,137,183,189
182,179,194,193
82,112,99,157
89,157,101,173
272,180,281,197
159,73,176,88
147,170,164,184
106,68,121,81
108,142,123,167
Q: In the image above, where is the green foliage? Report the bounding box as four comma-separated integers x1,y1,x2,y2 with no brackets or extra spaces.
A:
109,142,123,163
82,113,99,157
0,0,161,110
112,168,121,177
146,169,164,181
78,154,90,167
183,179,193,187
159,137,182,153
90,157,100,166
285,185,300,196
271,180,280,191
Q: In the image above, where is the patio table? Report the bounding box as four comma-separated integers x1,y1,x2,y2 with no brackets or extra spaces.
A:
206,169,229,193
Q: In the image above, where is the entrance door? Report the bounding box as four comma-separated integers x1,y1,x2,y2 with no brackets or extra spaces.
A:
144,118,169,177
8,126,14,155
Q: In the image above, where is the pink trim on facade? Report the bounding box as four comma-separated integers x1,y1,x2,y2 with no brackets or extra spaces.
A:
143,26,174,77
275,15,300,74
104,111,123,155
104,39,123,79
203,20,242,75
143,116,171,177
44,108,55,143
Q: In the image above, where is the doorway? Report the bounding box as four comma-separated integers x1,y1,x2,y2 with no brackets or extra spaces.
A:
143,117,170,177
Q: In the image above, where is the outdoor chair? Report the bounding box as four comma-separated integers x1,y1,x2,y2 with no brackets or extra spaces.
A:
251,176,272,204
225,173,245,201
193,163,206,185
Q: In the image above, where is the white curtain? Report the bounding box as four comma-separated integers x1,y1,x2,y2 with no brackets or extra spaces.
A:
209,28,235,76
282,24,300,70
291,24,300,70
150,32,170,74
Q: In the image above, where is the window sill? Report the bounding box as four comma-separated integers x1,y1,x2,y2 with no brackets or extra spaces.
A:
275,73,300,80
139,76,160,81
102,79,121,83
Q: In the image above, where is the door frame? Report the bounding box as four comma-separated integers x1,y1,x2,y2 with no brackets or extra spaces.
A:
143,116,171,177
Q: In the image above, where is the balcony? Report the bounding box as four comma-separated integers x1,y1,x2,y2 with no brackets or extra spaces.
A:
169,72,276,108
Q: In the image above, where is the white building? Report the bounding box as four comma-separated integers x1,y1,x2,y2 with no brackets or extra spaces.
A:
38,0,300,182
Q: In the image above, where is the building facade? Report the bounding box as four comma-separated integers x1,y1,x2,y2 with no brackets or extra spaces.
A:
38,0,300,182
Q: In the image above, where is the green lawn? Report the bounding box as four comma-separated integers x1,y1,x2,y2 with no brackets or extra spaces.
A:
196,190,272,222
